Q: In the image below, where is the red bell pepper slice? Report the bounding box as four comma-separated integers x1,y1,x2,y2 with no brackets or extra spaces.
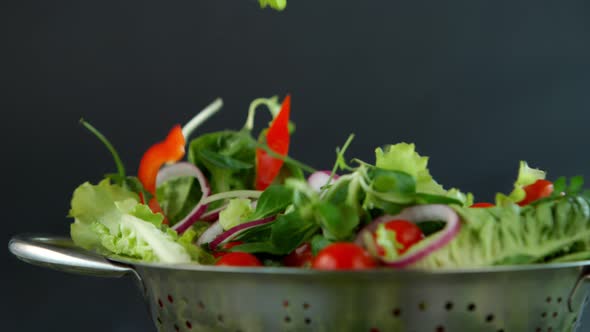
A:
255,95,291,190
518,179,554,206
138,125,186,194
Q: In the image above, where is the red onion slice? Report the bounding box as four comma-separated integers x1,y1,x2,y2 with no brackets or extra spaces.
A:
200,206,224,223
196,221,224,246
356,204,461,268
307,170,339,192
156,162,211,234
209,216,276,249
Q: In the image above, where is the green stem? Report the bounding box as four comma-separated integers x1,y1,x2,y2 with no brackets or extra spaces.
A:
253,140,317,174
182,98,223,140
80,119,126,180
328,134,355,183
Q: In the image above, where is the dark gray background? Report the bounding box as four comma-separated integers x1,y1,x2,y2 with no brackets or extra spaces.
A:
3,1,590,331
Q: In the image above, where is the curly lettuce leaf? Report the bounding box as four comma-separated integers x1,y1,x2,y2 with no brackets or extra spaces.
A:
410,194,590,269
374,143,472,206
69,180,191,263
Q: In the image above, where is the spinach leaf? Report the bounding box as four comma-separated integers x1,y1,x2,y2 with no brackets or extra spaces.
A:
188,130,256,199
197,149,254,170
231,212,318,255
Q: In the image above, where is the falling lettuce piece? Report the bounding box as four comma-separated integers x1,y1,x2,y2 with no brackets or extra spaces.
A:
410,195,590,269
69,179,191,263
258,0,287,11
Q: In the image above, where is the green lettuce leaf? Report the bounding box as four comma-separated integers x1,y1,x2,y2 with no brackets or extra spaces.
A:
496,161,546,205
69,179,191,263
375,143,472,206
258,0,287,11
375,223,402,260
177,228,215,264
219,198,254,230
156,176,202,226
410,194,590,269
375,143,444,195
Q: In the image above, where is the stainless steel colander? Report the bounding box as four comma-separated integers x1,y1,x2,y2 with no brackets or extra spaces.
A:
9,234,590,332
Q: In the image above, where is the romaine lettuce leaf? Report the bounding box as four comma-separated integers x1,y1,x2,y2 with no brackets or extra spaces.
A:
156,176,202,226
411,195,590,269
69,179,191,263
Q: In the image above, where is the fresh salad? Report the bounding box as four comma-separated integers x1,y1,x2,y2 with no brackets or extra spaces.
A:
69,95,590,270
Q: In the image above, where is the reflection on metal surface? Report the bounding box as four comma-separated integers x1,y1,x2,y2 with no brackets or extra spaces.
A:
9,234,590,331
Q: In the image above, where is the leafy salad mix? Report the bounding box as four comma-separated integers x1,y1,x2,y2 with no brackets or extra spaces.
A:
69,95,590,270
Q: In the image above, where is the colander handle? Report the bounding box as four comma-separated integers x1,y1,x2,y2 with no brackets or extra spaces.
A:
9,234,135,278
568,266,590,312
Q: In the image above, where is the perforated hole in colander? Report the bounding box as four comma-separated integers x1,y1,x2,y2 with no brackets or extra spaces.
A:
445,301,453,310
151,289,583,332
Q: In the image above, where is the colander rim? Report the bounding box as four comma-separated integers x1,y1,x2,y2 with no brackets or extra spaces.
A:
110,254,590,276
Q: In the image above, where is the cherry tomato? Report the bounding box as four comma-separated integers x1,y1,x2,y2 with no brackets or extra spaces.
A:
215,252,262,267
312,243,376,270
283,243,313,267
213,241,244,258
518,179,554,206
470,202,495,208
374,219,424,255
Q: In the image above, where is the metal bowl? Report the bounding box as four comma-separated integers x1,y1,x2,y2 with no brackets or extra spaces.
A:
9,234,590,332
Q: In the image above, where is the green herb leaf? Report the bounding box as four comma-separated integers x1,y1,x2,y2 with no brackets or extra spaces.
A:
80,119,126,183
229,242,281,254
248,185,293,220
414,193,463,206
197,149,254,170
568,176,584,194
315,202,359,241
370,168,416,198
310,234,332,256
270,212,319,254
